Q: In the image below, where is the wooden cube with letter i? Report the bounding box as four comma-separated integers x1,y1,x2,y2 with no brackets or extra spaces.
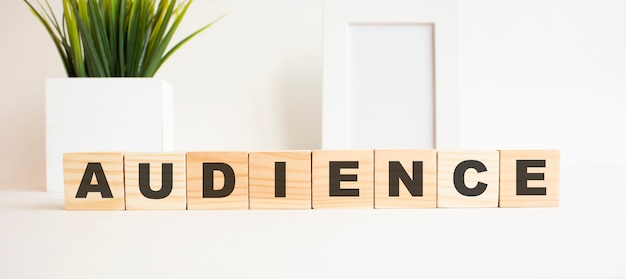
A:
249,151,312,209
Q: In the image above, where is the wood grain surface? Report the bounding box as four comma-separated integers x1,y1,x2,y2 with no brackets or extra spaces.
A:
125,153,187,210
64,153,125,210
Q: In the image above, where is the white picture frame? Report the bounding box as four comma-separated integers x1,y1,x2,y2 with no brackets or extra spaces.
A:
322,0,459,149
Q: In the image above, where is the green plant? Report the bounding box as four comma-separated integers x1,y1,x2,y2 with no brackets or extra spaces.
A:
24,0,222,77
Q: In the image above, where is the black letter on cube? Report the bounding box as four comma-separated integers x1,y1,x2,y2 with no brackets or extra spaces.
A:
516,160,547,195
139,163,174,199
329,161,360,197
203,163,236,198
75,162,114,199
389,161,423,197
275,162,287,198
453,160,488,196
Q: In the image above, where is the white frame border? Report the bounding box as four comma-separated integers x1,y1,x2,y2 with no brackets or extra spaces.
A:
322,0,460,149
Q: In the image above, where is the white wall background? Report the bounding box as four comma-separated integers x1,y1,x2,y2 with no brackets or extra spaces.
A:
0,0,324,191
1,0,625,278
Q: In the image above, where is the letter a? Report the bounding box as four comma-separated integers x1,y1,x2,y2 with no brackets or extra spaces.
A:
75,163,114,198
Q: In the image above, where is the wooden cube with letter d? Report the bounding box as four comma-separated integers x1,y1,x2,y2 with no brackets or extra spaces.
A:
186,152,249,210
64,152,125,210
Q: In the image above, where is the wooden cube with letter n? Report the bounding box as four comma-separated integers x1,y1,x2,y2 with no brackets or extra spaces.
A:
125,153,187,210
249,151,311,209
437,150,499,208
499,150,560,207
312,150,373,209
64,153,125,210
375,149,437,208
187,152,249,210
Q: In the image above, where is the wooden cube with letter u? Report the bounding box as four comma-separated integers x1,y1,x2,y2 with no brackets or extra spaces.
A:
125,153,187,210
64,152,125,210
312,150,374,209
437,150,499,208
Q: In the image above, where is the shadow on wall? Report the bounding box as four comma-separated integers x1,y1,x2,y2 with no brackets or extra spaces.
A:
276,56,322,150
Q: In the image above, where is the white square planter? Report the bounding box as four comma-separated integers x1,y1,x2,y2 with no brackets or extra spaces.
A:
46,78,174,192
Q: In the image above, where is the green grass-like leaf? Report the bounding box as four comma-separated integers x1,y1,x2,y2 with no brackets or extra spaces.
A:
24,0,222,77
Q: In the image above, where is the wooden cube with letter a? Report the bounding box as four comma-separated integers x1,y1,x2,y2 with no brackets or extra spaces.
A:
64,153,125,210
375,149,437,208
312,150,373,209
125,153,187,210
249,151,311,209
187,152,249,210
499,150,560,207
437,150,499,208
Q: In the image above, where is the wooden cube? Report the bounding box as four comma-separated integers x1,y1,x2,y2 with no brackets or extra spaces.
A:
312,150,373,209
187,152,249,210
437,150,499,208
64,153,125,210
125,153,186,210
249,151,311,209
499,150,560,207
375,149,437,208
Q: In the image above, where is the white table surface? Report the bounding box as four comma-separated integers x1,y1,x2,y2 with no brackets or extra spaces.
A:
1,161,624,279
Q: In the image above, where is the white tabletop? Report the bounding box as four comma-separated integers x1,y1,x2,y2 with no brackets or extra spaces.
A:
1,160,624,279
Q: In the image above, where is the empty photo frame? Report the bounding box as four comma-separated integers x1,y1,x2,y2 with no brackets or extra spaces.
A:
322,0,459,149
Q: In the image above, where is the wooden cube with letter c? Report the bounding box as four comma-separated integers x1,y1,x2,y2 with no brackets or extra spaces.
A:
499,150,560,207
64,152,125,210
312,150,374,209
124,153,187,210
437,150,499,208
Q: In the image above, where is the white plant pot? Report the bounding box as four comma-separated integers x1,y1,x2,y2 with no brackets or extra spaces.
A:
46,78,174,192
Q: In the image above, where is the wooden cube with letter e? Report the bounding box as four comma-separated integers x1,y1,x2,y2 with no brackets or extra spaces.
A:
437,150,499,208
64,152,125,210
375,149,437,208
187,152,249,210
249,151,311,209
125,153,187,210
499,150,560,207
312,150,373,209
